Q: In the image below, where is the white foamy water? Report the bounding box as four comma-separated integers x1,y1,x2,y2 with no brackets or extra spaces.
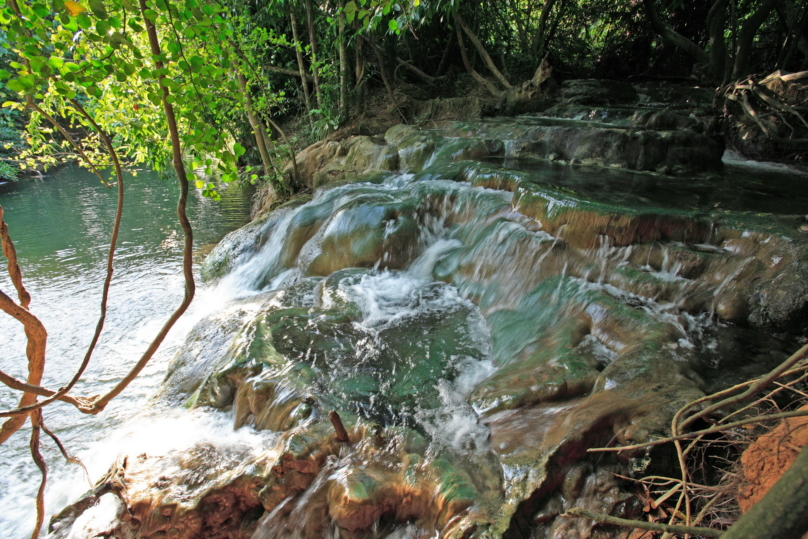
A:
723,149,808,175
46,409,278,533
0,167,253,538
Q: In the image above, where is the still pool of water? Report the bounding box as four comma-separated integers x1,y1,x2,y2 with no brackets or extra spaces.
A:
0,165,253,538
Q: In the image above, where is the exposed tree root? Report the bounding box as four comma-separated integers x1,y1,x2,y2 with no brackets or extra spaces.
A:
581,341,808,537
720,72,808,151
562,507,723,537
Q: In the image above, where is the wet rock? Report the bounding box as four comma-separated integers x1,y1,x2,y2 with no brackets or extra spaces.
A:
300,195,421,276
49,443,270,539
192,269,489,429
629,109,698,131
202,201,307,283
557,79,639,106
51,417,502,539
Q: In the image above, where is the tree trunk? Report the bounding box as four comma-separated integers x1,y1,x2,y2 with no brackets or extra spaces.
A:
366,35,396,106
731,0,778,79
532,0,559,61
436,32,454,77
354,21,366,114
707,0,729,85
643,0,710,65
289,8,313,115
721,445,808,539
263,115,299,190
454,13,512,89
397,57,437,84
779,7,808,70
338,0,349,121
265,63,314,82
455,22,500,97
236,71,274,183
304,0,324,111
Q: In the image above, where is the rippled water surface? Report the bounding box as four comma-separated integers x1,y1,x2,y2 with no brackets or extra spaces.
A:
0,165,252,538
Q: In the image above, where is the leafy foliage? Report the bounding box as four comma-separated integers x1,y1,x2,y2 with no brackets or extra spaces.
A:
0,0,275,199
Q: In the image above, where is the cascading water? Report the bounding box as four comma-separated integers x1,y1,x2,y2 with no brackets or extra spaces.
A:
23,109,808,539
0,166,254,538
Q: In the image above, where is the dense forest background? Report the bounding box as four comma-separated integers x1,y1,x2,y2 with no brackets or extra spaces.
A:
1,0,806,188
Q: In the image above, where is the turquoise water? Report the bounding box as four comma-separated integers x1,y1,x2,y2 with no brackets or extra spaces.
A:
0,165,252,538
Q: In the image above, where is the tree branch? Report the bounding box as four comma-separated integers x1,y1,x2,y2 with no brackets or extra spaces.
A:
454,20,500,97
642,0,710,65
84,0,197,415
0,206,31,309
0,289,47,443
455,13,512,88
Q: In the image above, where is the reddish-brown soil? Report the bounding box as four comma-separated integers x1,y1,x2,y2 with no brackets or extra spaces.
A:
738,404,808,513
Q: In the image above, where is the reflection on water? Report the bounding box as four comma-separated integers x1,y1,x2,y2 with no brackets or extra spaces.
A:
0,165,252,538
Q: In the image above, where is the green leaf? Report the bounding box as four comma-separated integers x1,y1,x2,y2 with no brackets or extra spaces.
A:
96,19,110,35
88,0,107,19
18,75,35,89
32,3,50,17
49,57,65,69
388,19,398,31
77,13,92,29
344,1,356,13
63,15,78,31
6,79,25,92
0,70,11,80
29,56,46,73
195,179,205,189
233,143,245,157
